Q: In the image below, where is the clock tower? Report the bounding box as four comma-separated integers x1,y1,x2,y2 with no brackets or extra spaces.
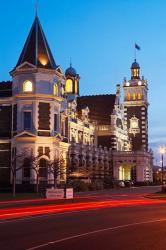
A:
123,60,148,151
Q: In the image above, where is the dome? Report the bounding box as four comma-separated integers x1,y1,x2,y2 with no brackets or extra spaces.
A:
131,60,140,69
65,65,77,77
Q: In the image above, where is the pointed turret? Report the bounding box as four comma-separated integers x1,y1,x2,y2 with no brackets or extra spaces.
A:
16,16,57,70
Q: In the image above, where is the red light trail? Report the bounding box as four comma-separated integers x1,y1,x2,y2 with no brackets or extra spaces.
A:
0,198,166,220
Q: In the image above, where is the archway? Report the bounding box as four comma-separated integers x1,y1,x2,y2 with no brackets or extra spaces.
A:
119,164,134,180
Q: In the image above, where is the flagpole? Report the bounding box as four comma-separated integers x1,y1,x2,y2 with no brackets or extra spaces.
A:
134,43,136,61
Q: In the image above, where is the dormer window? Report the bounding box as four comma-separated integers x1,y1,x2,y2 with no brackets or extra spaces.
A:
23,80,33,92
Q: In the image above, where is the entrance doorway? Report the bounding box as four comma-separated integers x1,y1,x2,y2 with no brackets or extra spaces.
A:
119,164,133,180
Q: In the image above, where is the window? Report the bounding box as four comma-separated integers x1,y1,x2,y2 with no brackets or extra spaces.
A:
133,69,139,77
66,79,73,93
127,93,131,101
138,93,142,100
23,158,31,178
61,86,65,96
75,81,78,94
133,93,136,100
54,114,58,131
54,84,58,96
24,112,31,130
23,80,33,92
39,158,47,178
38,147,43,156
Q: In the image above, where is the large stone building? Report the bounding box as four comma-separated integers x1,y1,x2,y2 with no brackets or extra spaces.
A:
0,15,153,190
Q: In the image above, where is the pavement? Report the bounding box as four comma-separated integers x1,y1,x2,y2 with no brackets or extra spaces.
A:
1,186,166,250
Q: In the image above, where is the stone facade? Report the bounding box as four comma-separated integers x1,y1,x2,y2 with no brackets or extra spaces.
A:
0,16,153,190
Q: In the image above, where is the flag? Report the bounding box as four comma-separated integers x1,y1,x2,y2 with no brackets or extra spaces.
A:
135,43,141,50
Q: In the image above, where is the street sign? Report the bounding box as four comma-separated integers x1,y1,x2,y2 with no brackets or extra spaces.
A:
46,188,64,199
66,188,74,199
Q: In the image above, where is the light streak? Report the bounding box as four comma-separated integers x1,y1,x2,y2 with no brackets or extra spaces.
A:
0,198,166,220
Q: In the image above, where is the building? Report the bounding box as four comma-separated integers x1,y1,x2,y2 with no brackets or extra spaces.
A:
0,15,153,191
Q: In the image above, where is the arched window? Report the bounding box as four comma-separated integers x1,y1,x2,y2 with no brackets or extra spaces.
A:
133,69,139,77
23,80,33,92
66,79,73,93
127,92,131,101
54,84,58,96
39,158,48,178
61,86,65,96
75,80,78,94
133,93,136,100
138,93,142,100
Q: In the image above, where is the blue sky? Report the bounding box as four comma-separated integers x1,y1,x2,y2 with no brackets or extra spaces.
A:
0,0,165,162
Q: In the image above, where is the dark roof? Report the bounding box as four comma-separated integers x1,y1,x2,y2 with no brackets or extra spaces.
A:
16,16,57,70
65,65,77,77
131,60,140,69
0,81,12,97
77,95,116,125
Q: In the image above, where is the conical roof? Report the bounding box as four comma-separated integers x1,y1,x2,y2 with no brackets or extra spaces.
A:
16,16,57,69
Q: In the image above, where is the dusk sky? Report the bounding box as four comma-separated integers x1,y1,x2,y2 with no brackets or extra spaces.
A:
0,0,166,162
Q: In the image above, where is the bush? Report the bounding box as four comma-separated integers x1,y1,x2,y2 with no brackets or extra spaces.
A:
72,180,89,192
103,177,117,189
135,181,153,186
89,180,104,191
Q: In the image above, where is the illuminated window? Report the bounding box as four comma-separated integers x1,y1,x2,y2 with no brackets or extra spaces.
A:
127,93,131,101
61,86,65,96
66,79,73,93
54,84,58,96
133,69,139,77
23,80,33,92
133,93,136,100
138,93,142,100
75,81,78,94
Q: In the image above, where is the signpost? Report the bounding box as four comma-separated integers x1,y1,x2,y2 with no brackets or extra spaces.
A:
66,188,74,199
46,188,74,199
46,188,64,199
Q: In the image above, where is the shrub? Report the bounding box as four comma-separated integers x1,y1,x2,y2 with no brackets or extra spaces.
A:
72,180,89,192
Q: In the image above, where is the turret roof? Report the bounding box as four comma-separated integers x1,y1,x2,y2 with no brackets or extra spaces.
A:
16,16,57,70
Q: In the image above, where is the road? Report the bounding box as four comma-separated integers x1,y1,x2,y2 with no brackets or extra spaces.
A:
1,186,166,250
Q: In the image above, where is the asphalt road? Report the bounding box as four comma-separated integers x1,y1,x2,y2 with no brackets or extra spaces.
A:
1,186,166,250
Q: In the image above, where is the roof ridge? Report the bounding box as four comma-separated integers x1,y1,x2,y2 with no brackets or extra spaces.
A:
79,94,115,97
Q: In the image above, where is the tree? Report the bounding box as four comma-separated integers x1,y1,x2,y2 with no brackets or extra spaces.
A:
27,154,41,194
48,156,65,188
11,147,25,197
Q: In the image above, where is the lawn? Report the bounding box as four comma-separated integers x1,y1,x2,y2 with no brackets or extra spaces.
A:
0,192,44,201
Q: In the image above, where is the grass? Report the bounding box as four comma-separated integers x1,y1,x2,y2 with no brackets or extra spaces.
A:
145,191,166,199
0,192,44,201
0,192,95,209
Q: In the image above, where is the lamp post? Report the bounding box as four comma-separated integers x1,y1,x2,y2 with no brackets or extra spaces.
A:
160,147,165,192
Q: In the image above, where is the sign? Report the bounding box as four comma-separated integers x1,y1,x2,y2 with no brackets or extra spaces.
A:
66,188,74,199
46,188,64,199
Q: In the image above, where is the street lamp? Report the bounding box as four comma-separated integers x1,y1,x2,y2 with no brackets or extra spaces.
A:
160,147,165,192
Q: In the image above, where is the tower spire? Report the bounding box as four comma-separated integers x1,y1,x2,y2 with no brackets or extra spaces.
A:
35,0,39,17
15,15,57,69
70,56,72,67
